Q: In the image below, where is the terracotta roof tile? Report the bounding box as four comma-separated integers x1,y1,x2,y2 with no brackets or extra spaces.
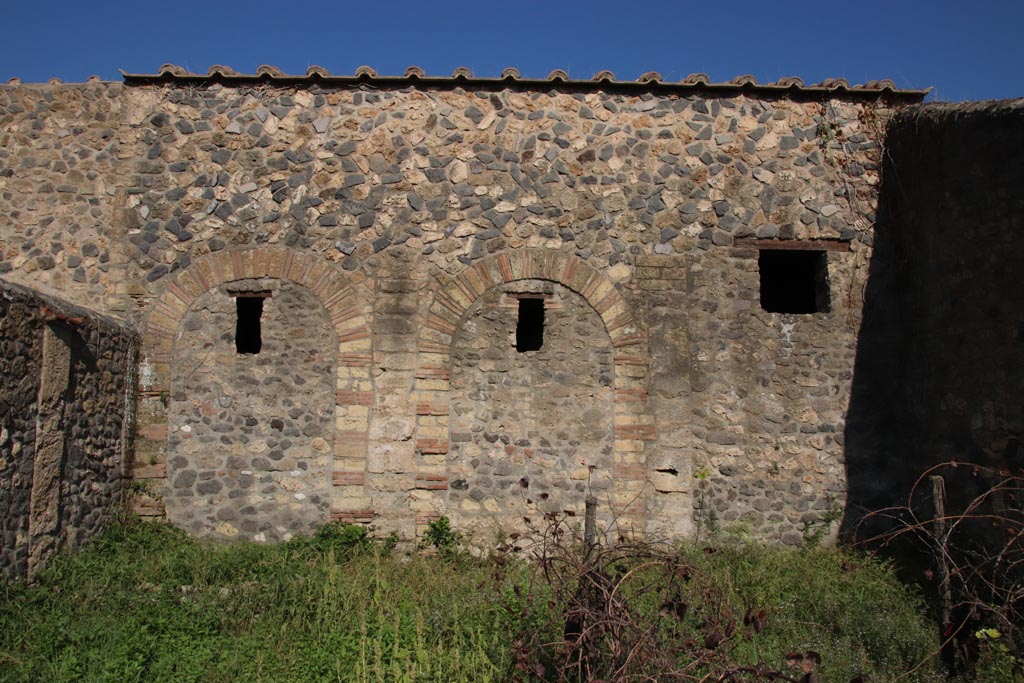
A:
19,64,926,99
206,65,237,77
256,64,283,78
774,76,805,88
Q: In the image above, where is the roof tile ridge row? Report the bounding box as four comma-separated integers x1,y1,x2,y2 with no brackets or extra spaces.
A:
6,75,106,85
101,63,927,97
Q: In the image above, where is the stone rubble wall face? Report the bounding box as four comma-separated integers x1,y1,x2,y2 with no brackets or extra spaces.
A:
59,317,136,548
0,85,128,314
0,280,136,579
449,282,615,536
0,82,892,544
0,288,43,576
166,281,337,541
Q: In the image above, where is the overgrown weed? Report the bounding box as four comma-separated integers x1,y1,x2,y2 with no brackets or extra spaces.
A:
0,516,954,683
0,520,527,683
505,514,944,682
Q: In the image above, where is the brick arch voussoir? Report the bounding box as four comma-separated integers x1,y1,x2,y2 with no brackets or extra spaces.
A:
422,250,648,383
142,247,370,387
137,245,375,524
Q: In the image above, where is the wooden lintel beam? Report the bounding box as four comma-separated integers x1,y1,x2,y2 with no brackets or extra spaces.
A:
733,238,852,252
39,305,84,326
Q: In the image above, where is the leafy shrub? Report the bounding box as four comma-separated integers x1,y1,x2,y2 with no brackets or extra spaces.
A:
315,520,369,546
974,628,1022,683
854,462,1024,679
422,516,462,555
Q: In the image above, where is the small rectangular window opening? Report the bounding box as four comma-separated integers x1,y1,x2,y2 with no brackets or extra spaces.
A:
235,296,265,354
516,298,545,352
758,250,830,314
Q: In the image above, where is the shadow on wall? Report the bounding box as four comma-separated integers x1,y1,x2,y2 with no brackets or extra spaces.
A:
842,100,1024,537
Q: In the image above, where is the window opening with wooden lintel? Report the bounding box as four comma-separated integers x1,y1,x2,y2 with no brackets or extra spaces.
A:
229,291,272,354
516,297,545,352
734,239,849,314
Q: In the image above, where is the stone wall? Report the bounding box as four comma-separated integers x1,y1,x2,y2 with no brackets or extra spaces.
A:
0,84,129,314
844,100,1024,526
166,279,337,541
0,279,137,579
448,280,615,536
0,75,914,544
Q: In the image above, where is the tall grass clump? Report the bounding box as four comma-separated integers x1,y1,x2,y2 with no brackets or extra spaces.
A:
687,544,944,680
0,516,952,683
0,519,534,683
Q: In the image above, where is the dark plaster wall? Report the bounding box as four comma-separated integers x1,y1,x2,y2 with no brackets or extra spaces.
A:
844,100,1024,529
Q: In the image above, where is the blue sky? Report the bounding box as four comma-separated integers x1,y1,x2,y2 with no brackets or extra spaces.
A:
2,0,1021,101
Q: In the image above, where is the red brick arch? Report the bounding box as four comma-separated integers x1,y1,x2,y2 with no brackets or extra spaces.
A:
412,249,654,532
134,246,374,523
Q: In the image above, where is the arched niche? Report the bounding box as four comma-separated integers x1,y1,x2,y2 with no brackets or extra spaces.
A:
136,247,375,536
412,249,655,538
447,280,615,534
166,278,337,540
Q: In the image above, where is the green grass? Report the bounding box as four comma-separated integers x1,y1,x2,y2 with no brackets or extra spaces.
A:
0,521,952,682
508,540,946,682
0,521,529,683
675,545,946,681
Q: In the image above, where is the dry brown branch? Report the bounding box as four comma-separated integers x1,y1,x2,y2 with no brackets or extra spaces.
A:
851,461,1023,676
505,513,823,683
